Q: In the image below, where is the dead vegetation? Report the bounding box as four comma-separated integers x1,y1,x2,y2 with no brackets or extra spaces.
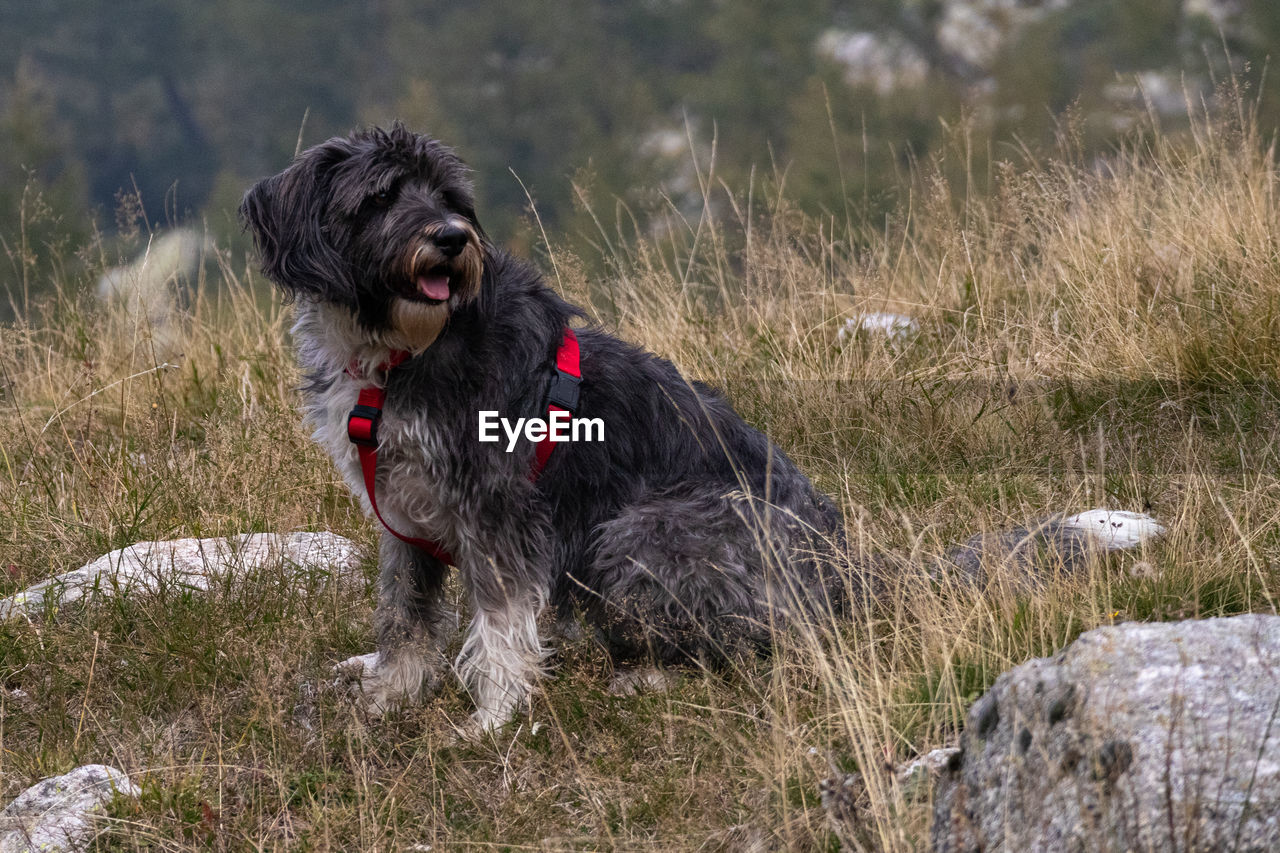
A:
2,101,1279,850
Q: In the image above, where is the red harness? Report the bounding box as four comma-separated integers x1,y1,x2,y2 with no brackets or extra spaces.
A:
346,328,581,565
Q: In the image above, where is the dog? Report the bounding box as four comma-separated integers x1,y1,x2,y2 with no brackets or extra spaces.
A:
240,124,1163,731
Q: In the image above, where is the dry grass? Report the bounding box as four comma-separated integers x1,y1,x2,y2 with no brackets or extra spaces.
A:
2,101,1279,850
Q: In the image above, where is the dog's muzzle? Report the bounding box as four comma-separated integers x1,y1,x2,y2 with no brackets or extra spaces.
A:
404,219,482,306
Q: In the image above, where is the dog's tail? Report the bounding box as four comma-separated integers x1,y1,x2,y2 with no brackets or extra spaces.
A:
932,508,1166,584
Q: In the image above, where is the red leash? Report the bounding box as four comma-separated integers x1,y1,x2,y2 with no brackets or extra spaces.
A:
346,328,581,565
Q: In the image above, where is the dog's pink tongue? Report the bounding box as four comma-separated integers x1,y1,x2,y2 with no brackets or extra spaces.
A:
416,273,451,301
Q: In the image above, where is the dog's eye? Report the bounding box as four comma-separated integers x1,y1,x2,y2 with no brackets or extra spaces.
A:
371,189,394,208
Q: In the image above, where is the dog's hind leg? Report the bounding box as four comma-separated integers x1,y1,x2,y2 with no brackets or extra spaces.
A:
339,532,454,714
584,485,818,666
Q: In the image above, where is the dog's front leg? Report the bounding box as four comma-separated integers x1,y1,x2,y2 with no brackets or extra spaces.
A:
454,514,552,732
341,532,454,714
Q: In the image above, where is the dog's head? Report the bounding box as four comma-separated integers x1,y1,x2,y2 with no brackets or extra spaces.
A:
240,124,486,350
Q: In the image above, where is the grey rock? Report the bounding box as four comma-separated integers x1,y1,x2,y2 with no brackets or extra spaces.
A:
932,614,1280,852
1,532,360,620
945,509,1165,584
0,765,139,853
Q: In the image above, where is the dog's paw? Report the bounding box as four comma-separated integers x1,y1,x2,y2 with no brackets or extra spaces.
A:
334,651,382,680
332,652,393,716
466,703,517,736
333,650,441,716
608,666,677,696
434,708,509,745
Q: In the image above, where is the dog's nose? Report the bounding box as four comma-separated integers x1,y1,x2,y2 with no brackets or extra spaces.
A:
433,225,469,258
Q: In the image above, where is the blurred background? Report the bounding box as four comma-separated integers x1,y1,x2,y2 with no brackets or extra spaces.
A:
0,0,1274,293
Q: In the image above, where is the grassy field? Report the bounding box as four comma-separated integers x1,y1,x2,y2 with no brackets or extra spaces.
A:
3,102,1280,850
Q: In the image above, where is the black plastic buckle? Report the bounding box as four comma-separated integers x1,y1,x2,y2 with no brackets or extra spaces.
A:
347,404,382,447
547,369,581,411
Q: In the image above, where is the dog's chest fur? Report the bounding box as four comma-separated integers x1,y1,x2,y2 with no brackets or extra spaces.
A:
293,301,460,545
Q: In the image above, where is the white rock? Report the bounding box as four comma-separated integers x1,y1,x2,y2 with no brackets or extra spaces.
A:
937,4,1005,68
639,124,703,207
95,229,208,309
936,0,1073,69
817,29,929,95
639,128,687,160
1104,70,1189,117
1135,70,1189,115
96,229,211,362
1183,0,1242,32
1060,509,1166,550
837,312,920,344
0,532,360,620
0,765,139,853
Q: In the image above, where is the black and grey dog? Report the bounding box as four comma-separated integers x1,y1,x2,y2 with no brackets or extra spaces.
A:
241,125,1162,731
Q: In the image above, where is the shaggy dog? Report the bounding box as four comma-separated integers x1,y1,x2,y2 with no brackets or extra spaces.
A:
241,125,1161,731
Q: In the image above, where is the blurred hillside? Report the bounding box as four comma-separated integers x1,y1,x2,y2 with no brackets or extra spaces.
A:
0,0,1274,275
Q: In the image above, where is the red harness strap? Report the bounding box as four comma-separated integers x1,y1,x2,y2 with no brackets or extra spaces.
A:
536,327,582,473
346,328,581,565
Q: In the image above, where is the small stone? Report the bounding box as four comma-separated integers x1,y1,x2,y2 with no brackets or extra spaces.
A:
836,312,920,345
816,30,929,95
896,747,962,799
1128,560,1159,579
819,772,868,848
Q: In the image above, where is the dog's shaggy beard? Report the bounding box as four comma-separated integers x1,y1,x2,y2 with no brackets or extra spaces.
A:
384,217,484,353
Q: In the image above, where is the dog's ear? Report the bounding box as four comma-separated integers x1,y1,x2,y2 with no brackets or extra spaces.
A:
239,151,357,305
